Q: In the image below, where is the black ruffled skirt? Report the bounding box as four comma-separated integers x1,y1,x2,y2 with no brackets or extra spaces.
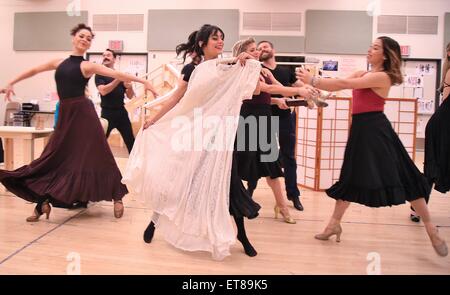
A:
229,151,261,219
236,103,283,183
326,111,431,207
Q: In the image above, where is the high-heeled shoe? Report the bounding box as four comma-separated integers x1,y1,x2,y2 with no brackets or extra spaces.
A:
429,228,448,257
310,92,329,107
26,201,51,222
315,224,342,242
113,200,124,218
274,205,296,224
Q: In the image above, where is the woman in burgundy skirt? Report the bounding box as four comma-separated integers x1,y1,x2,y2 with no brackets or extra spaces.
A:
1,24,157,221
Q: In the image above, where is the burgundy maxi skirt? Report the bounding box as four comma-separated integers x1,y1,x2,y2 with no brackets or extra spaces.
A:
0,96,128,206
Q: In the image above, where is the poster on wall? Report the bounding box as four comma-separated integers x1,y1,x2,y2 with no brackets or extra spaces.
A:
119,55,148,77
415,63,436,76
322,60,339,71
417,98,434,114
404,74,424,88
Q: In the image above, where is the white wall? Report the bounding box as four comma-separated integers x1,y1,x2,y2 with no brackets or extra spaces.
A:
0,0,449,119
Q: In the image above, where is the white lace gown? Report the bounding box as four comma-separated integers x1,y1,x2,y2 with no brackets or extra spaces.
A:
122,59,261,260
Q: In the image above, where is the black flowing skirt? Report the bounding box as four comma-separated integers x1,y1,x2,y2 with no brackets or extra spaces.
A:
0,96,128,207
326,111,431,207
229,151,261,219
236,103,283,183
424,95,450,193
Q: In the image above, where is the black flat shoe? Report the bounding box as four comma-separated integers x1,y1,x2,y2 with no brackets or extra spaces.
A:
291,197,304,211
410,213,421,223
143,221,156,243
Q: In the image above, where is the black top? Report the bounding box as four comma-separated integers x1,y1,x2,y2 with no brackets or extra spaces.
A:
181,63,197,83
54,55,90,99
262,64,297,117
244,74,271,105
95,74,127,109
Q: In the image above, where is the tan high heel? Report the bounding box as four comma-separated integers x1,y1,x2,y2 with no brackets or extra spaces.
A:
114,200,124,218
26,201,51,222
429,228,448,257
315,224,342,242
274,205,296,224
310,92,329,107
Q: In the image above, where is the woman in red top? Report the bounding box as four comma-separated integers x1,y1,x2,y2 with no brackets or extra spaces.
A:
297,36,447,257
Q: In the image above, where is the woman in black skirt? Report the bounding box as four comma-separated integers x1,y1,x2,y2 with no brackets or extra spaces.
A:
232,38,317,224
411,43,450,222
297,36,448,257
0,89,6,162
424,42,450,194
0,88,6,163
1,24,157,221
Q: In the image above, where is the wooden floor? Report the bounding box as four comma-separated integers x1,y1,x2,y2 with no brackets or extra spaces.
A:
0,141,449,274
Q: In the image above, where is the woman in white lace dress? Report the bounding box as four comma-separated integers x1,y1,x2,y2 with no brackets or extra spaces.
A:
123,27,317,259
123,25,263,259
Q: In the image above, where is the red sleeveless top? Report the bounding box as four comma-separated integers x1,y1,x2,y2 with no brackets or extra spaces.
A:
352,88,385,114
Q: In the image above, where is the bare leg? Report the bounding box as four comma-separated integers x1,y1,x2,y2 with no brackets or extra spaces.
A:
315,200,350,242
410,198,448,256
266,177,295,223
266,177,287,208
327,200,351,227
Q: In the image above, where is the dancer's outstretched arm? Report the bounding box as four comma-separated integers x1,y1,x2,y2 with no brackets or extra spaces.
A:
297,68,390,91
82,62,158,97
261,68,282,86
260,82,317,98
143,77,188,129
3,58,63,101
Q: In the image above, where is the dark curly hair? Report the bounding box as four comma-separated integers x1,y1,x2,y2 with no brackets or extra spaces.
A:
70,23,95,38
175,24,224,63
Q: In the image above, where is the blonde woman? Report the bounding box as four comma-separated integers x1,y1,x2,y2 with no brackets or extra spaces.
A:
232,38,317,224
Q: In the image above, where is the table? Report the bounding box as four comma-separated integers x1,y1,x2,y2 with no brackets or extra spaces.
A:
0,126,54,170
